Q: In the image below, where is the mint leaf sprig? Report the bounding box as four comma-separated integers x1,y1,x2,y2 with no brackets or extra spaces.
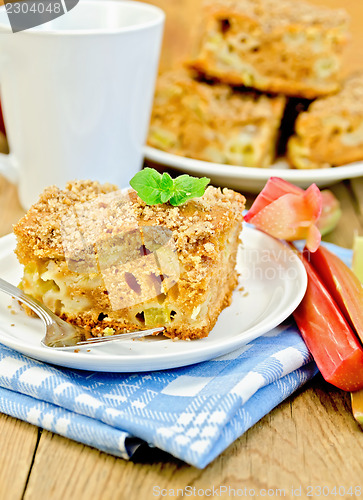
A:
130,168,210,206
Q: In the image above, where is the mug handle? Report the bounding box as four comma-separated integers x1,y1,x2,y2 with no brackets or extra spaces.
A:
0,151,18,184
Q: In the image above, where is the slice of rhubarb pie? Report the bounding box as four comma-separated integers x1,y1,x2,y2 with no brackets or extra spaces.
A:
13,180,245,340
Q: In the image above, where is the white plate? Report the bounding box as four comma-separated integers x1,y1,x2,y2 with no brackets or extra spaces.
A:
0,227,307,372
144,146,363,192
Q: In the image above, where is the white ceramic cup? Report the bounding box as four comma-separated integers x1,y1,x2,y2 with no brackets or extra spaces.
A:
0,0,164,209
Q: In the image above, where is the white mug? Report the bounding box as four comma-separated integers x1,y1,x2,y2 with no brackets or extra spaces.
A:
0,0,164,209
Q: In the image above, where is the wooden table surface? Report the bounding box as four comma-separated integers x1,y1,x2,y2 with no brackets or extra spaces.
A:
0,0,363,498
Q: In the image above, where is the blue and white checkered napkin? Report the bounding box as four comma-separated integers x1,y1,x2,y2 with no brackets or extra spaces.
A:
0,243,351,468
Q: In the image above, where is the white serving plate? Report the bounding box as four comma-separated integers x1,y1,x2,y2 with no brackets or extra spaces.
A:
144,146,363,192
0,227,307,372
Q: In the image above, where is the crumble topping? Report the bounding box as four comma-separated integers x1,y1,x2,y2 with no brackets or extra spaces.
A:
299,73,363,118
14,180,246,265
203,0,349,30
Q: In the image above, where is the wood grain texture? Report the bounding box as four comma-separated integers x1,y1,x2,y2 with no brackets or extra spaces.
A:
0,414,39,500
20,380,363,500
0,0,362,497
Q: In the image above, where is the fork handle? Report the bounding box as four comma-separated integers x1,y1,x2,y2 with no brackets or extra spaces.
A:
0,277,165,349
44,327,165,351
0,277,52,325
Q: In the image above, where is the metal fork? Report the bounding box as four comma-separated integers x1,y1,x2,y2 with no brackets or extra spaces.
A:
0,277,164,350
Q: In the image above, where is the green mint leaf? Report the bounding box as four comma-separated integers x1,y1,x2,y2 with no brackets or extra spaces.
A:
160,190,171,203
169,175,210,206
159,173,173,203
160,172,174,190
129,168,164,205
130,168,210,206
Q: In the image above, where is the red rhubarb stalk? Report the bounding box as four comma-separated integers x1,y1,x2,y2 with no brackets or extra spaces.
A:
309,245,363,345
293,249,363,392
245,177,322,252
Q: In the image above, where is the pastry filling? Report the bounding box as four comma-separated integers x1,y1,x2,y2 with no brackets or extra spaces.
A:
14,182,245,340
19,223,241,337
